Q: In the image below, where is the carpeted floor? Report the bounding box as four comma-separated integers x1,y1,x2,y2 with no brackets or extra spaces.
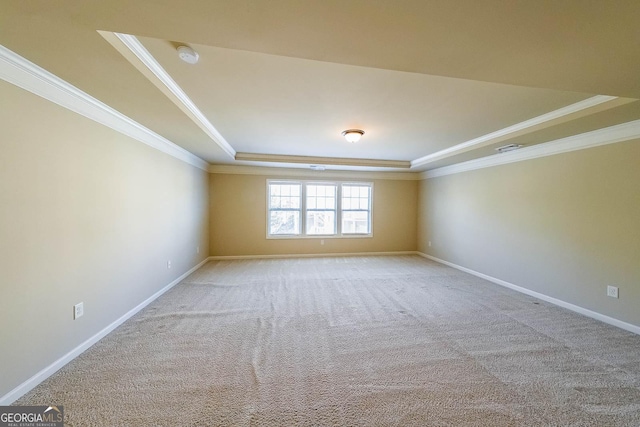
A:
15,255,640,426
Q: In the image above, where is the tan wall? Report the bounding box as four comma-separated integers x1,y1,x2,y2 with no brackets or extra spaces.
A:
417,140,640,327
210,173,417,256
0,81,209,398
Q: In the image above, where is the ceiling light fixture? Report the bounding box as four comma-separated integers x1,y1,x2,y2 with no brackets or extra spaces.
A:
341,129,364,143
177,45,199,64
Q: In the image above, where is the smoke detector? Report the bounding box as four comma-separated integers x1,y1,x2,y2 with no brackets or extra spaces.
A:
177,45,199,64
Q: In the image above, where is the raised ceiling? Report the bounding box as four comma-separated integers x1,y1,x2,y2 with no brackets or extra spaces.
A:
1,0,639,172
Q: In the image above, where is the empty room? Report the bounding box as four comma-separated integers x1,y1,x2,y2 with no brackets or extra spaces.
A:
1,1,640,425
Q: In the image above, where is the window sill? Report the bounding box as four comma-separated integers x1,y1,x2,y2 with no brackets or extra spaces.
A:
266,234,373,240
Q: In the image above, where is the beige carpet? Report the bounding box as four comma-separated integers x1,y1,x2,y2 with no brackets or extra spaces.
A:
15,255,640,426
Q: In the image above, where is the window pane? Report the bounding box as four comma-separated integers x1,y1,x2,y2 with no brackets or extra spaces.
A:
269,211,300,235
306,211,336,235
269,184,302,210
268,183,301,235
306,185,336,227
290,196,301,209
342,211,370,234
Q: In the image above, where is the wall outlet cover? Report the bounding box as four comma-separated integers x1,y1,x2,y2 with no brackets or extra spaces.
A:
74,302,84,319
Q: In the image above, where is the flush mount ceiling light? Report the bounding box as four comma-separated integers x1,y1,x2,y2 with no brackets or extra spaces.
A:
177,45,199,64
341,129,364,143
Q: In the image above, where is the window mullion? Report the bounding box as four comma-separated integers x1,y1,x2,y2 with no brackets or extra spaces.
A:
337,185,342,236
301,182,306,236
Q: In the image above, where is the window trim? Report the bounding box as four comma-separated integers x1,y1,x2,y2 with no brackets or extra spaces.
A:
340,183,373,236
266,180,303,236
305,182,338,236
266,179,373,239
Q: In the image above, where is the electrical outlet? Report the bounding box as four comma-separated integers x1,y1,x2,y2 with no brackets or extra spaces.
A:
428,241,432,247
197,246,200,254
607,286,619,299
74,302,84,320
167,260,171,269
320,239,324,245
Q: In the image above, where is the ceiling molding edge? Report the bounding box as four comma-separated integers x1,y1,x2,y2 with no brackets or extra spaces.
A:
0,44,209,171
112,33,236,159
235,152,411,169
209,165,420,180
421,119,640,179
411,95,624,168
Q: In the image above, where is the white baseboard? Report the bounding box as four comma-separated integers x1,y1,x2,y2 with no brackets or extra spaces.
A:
0,257,209,405
417,252,640,336
208,251,418,261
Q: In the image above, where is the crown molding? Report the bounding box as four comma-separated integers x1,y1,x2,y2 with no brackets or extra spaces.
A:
0,44,209,171
111,33,236,159
421,119,640,179
411,95,629,168
209,164,420,180
234,152,411,169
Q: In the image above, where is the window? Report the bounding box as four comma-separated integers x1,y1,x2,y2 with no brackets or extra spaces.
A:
268,182,302,235
306,184,337,235
267,180,372,238
341,184,371,234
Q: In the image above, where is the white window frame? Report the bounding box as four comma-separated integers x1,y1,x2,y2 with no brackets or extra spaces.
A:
266,181,303,236
266,180,373,239
305,182,338,236
340,183,373,236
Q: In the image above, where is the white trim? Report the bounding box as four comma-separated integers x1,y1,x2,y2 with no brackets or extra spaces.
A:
0,258,210,405
113,33,236,159
416,252,640,336
208,164,420,180
421,119,640,179
208,251,417,260
411,95,621,168
0,44,208,171
235,152,410,169
3,41,632,176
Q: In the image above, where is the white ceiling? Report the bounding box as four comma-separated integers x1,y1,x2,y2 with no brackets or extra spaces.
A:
2,1,639,172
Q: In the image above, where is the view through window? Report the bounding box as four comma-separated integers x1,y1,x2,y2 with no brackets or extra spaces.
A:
267,180,372,237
